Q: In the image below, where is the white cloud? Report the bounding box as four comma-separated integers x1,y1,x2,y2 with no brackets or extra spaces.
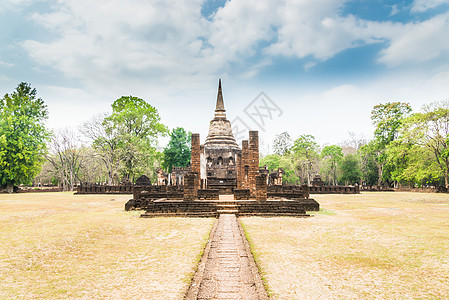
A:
412,0,449,12
208,0,278,60
378,12,449,66
0,0,44,13
390,5,400,16
16,0,449,92
266,0,371,60
0,60,14,67
22,0,216,93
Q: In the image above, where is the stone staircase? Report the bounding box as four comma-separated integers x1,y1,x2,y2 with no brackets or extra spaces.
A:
216,201,239,215
139,198,316,218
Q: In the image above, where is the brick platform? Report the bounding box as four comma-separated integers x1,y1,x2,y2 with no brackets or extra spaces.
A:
132,199,318,218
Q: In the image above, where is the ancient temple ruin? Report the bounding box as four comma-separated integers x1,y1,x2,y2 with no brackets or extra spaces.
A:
125,80,320,216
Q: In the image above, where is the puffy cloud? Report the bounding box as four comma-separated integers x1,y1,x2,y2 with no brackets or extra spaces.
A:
378,12,449,66
22,0,214,92
411,0,449,12
208,0,278,59
16,0,449,89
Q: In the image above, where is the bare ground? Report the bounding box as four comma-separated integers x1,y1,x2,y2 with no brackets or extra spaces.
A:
240,192,449,299
0,192,213,299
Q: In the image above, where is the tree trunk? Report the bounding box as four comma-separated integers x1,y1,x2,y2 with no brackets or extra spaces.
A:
377,163,383,187
445,172,448,189
107,171,113,185
6,183,14,193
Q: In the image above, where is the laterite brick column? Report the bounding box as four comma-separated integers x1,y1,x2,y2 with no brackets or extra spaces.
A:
248,131,259,198
191,133,201,187
255,173,267,201
301,184,310,199
241,140,249,189
184,172,198,201
236,152,243,189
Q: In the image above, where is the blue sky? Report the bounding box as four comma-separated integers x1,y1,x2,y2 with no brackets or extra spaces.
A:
1,0,449,153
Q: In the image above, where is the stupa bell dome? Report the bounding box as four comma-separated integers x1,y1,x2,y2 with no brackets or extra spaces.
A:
204,79,239,150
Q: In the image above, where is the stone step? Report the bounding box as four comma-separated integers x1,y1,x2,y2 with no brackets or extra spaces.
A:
213,201,238,205
219,195,235,200
238,212,310,217
141,212,217,218
217,204,238,209
217,209,239,214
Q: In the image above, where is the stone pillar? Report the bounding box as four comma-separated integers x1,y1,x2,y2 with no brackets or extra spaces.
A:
184,172,198,201
236,153,243,189
301,184,309,199
241,140,249,189
248,131,259,198
255,173,267,201
191,134,201,187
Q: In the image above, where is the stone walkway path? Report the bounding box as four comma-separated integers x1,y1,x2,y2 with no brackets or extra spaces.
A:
186,214,268,300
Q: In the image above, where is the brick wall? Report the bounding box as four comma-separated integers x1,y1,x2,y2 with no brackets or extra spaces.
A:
198,189,220,200
76,183,133,194
309,185,359,194
234,189,250,200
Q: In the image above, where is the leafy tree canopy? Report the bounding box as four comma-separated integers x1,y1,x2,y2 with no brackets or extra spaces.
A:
338,154,362,185
320,145,343,185
162,127,191,172
292,134,318,158
371,102,412,149
259,154,281,171
358,144,379,186
0,82,49,192
321,145,343,162
108,96,168,140
401,100,449,187
105,96,168,181
259,154,299,184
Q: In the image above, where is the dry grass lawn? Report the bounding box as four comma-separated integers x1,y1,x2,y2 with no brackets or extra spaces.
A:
0,192,213,299
241,192,449,299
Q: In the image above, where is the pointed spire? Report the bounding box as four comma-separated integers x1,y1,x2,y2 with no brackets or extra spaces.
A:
215,78,225,112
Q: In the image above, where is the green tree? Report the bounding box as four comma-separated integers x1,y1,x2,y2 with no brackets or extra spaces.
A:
0,82,49,193
394,145,441,187
259,154,281,171
259,154,299,184
370,102,412,186
358,144,379,186
162,127,191,172
320,145,343,185
105,96,168,182
402,100,449,187
338,154,362,185
292,134,319,185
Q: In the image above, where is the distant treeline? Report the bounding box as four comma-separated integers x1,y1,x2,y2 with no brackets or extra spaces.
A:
1,82,448,193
